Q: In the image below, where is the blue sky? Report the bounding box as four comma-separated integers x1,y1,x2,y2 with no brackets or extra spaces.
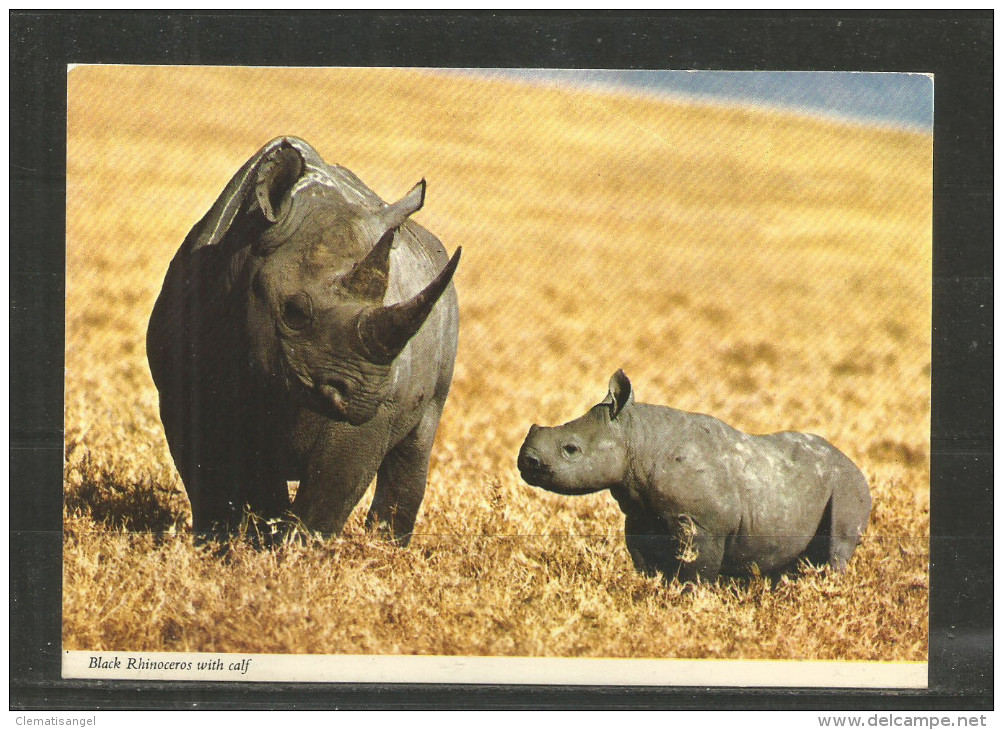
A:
470,70,933,132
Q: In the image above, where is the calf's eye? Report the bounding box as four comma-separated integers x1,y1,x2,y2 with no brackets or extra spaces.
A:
563,444,581,456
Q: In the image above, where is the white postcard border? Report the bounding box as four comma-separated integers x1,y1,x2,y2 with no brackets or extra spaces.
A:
63,651,927,688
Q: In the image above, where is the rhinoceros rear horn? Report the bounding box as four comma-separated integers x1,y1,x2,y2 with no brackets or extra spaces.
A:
343,181,429,299
341,228,395,300
380,180,426,230
356,246,461,364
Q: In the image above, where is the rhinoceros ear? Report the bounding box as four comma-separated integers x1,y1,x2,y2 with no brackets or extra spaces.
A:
185,137,310,251
602,369,634,420
254,144,304,223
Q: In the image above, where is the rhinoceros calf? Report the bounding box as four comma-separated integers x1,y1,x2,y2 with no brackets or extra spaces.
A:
517,371,871,581
147,137,460,543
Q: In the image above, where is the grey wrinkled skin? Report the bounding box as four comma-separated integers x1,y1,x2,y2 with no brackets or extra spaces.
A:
518,370,872,582
147,137,460,545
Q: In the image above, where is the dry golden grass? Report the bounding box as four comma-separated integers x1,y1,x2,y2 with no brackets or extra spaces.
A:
64,66,931,661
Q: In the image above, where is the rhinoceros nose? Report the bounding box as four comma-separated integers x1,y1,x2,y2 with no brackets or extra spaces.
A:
522,452,542,470
317,377,351,415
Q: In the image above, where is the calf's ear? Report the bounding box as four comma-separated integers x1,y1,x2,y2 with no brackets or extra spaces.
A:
602,369,634,420
186,137,313,251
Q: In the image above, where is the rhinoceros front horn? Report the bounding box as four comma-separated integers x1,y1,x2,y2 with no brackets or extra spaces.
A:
356,247,462,364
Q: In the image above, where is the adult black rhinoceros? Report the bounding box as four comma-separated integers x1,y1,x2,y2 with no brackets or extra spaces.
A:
147,137,460,544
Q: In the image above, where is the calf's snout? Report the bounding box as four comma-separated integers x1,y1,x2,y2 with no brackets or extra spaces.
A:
517,427,551,479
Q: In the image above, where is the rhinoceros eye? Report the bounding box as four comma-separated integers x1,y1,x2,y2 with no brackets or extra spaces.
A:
281,293,313,330
563,443,581,457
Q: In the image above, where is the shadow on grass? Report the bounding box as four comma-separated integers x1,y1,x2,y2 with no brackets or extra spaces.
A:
64,449,188,533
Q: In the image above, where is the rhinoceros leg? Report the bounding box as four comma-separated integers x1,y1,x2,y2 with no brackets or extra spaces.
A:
193,468,288,545
159,403,236,538
173,459,242,538
675,520,726,583
826,469,872,571
366,402,444,546
623,511,681,579
291,415,391,536
167,423,289,541
158,375,292,541
800,497,835,568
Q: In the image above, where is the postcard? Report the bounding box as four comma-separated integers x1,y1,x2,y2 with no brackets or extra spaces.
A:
62,66,931,686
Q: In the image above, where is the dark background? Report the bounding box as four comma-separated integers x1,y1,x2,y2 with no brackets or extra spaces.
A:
10,10,992,710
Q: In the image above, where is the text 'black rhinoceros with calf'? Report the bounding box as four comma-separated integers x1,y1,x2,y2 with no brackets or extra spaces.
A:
147,137,461,543
518,371,871,582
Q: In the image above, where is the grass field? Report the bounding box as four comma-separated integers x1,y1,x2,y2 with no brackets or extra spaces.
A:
64,66,931,661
